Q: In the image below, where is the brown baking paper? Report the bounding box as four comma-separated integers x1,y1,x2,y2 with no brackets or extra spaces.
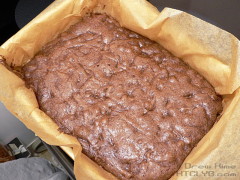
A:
0,0,240,179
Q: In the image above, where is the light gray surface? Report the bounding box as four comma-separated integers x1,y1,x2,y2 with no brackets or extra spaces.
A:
0,157,69,180
0,102,35,146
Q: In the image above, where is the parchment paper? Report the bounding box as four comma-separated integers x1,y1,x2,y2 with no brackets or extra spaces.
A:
0,0,239,179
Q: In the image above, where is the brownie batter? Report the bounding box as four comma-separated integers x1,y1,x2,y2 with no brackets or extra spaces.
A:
23,14,222,180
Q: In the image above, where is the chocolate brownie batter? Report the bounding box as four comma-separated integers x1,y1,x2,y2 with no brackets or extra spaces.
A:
23,14,222,180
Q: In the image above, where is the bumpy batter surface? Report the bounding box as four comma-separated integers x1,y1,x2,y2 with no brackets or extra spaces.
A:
23,14,222,180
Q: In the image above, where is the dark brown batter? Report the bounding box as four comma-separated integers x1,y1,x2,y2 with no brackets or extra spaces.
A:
23,14,222,180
